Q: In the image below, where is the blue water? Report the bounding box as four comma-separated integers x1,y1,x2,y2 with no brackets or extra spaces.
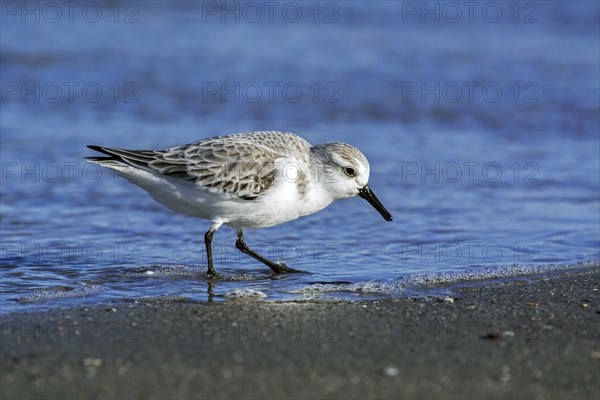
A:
1,1,599,313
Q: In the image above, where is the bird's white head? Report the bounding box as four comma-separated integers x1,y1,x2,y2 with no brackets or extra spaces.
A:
311,143,393,222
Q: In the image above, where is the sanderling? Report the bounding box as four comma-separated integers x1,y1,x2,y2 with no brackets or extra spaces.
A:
87,131,392,275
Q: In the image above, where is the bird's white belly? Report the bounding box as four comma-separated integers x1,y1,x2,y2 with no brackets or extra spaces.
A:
118,167,332,229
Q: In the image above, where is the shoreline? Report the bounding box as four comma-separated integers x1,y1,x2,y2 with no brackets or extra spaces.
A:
4,261,599,315
2,267,599,399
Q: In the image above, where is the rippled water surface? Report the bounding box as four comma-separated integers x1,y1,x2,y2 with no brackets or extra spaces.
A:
1,2,599,313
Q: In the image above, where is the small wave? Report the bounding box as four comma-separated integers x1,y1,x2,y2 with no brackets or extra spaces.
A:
286,259,600,299
120,264,262,281
121,265,204,278
224,289,267,300
18,284,103,303
399,259,600,287
287,280,397,296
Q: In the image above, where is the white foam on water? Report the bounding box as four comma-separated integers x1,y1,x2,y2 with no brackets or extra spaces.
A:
399,260,599,287
224,289,267,300
120,265,261,281
121,265,205,278
286,260,599,299
287,280,397,296
18,285,103,304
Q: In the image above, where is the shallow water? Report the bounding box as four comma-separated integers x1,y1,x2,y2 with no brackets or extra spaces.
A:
1,1,599,313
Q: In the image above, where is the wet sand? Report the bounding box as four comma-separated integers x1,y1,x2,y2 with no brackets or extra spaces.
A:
1,267,599,399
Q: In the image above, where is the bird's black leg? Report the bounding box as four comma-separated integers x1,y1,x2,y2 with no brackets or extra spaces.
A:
205,223,222,276
235,229,306,274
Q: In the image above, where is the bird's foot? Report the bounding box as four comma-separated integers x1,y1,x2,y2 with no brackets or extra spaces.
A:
205,270,224,280
271,261,308,275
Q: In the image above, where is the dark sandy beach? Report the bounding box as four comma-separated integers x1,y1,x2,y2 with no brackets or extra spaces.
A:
1,267,599,400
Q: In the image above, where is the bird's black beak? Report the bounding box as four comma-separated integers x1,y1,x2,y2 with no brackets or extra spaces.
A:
358,184,393,222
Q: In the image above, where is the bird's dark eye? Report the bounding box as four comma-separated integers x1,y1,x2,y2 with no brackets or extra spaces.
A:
344,167,356,177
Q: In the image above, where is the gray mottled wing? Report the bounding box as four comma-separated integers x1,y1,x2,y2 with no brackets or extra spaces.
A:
153,138,284,200
89,134,294,200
